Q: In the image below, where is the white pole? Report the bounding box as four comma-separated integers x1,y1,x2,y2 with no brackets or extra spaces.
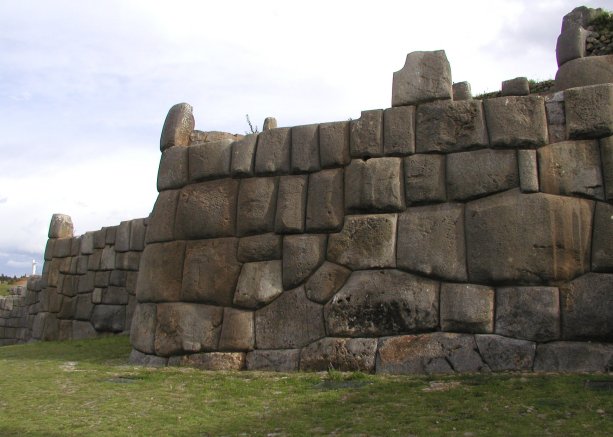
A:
32,260,37,276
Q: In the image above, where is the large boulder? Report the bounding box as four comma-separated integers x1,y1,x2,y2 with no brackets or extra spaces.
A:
392,51,452,107
565,83,613,139
136,241,185,303
483,96,548,148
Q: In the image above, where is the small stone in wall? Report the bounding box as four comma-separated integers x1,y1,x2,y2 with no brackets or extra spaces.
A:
282,234,326,290
305,261,351,304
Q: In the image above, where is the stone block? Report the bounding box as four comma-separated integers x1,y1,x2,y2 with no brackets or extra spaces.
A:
501,77,529,96
392,51,452,107
72,320,97,340
344,158,405,212
246,349,301,372
397,203,466,281
53,238,72,258
561,6,602,31
231,134,258,177
105,226,117,245
57,296,76,319
556,25,589,66
534,341,613,372
466,190,593,284
70,237,81,257
33,312,60,341
74,294,94,321
115,252,141,271
383,106,415,156
219,308,254,351
93,229,106,249
560,273,613,341
518,149,539,192
173,352,245,371
545,91,566,144
291,124,320,173
181,238,241,306
188,139,233,181
452,81,472,101
592,202,613,271
233,261,283,309
404,154,446,204
305,168,344,232
255,286,324,349
130,303,157,354
446,149,518,200
129,349,168,367
77,272,95,294
262,117,277,131
538,140,604,199
475,335,535,371
94,271,111,288
115,221,131,253
80,232,94,255
87,250,101,271
305,261,351,304
145,190,179,244
129,218,146,251
237,233,281,262
109,270,127,287
44,239,55,261
602,136,613,200
91,305,125,332
126,272,138,295
484,96,548,148
415,100,488,153
327,214,397,270
565,84,613,139
495,287,560,342
275,175,307,233
48,213,73,239
190,130,242,144
254,127,291,175
157,146,188,191
136,241,185,303
325,270,438,337
100,286,128,305
440,283,494,333
319,121,350,168
175,179,239,239
61,276,78,297
160,102,194,151
236,177,277,236
282,234,326,289
154,303,223,357
100,246,116,271
350,110,383,158
554,55,613,92
300,338,377,372
376,333,487,374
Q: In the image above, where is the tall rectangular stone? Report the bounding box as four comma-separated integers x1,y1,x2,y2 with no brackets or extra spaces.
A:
157,146,189,191
306,169,344,232
231,134,258,177
350,110,383,158
344,158,405,212
383,106,415,156
254,127,291,175
602,136,613,200
145,190,179,244
518,149,539,193
129,218,146,251
291,124,320,173
136,241,185,303
319,121,350,168
275,175,307,233
115,220,131,253
236,177,278,236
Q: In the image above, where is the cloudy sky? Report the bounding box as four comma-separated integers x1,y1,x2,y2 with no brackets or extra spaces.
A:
0,0,609,276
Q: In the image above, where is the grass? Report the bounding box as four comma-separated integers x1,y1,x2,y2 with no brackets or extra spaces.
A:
0,282,11,296
0,336,612,436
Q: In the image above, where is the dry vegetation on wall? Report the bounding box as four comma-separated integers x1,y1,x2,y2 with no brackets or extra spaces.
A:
586,10,613,56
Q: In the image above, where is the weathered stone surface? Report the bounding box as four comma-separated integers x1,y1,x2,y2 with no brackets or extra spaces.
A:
275,175,307,233
484,96,548,148
466,190,593,284
397,203,467,281
403,154,446,204
77,272,95,294
560,273,613,341
93,229,106,249
554,55,613,92
291,124,320,173
109,270,127,287
57,296,76,319
592,202,613,271
93,287,128,305
327,214,397,270
415,100,488,153
44,240,54,261
446,149,518,200
325,270,438,337
495,287,560,342
154,303,223,357
160,103,194,151
32,312,60,341
219,308,254,351
181,238,241,306
262,117,277,131
115,252,141,271
173,352,245,370
190,130,243,144
48,214,73,239
440,283,494,333
136,241,185,303
518,149,539,193
300,338,377,372
538,140,604,199
129,218,146,251
561,6,602,31
100,246,116,271
345,158,405,212
319,121,350,168
350,110,383,158
233,261,283,309
282,234,326,289
305,261,351,304
501,77,529,96
146,190,179,244
157,146,188,191
129,349,168,367
392,51,452,107
254,127,291,175
305,168,344,232
175,179,238,239
72,320,97,340
53,238,72,258
475,335,535,371
236,177,277,236
80,232,94,255
130,303,157,354
230,134,258,177
452,81,472,101
246,349,300,372
556,25,589,66
545,92,567,143
534,341,613,372
383,106,415,156
91,305,125,332
565,83,613,140
255,286,324,349
105,226,117,245
376,333,488,374
188,139,233,181
237,233,281,263
602,136,613,200
74,294,94,320
114,221,131,253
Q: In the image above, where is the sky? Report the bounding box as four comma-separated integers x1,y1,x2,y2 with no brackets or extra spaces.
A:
0,0,610,276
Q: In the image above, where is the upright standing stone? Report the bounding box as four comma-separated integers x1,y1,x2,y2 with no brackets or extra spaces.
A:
160,103,194,151
262,117,277,131
275,175,307,233
518,149,539,193
501,77,530,96
350,110,383,158
556,25,590,67
383,106,415,156
545,91,567,144
236,177,278,236
231,134,258,177
392,51,452,107
48,214,73,239
319,121,350,168
291,124,320,173
452,82,472,101
305,169,344,232
254,128,291,175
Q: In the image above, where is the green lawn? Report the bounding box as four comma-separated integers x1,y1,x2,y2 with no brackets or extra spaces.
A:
0,282,11,296
0,335,611,436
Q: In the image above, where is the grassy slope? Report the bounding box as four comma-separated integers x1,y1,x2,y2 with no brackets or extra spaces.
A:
0,335,611,436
